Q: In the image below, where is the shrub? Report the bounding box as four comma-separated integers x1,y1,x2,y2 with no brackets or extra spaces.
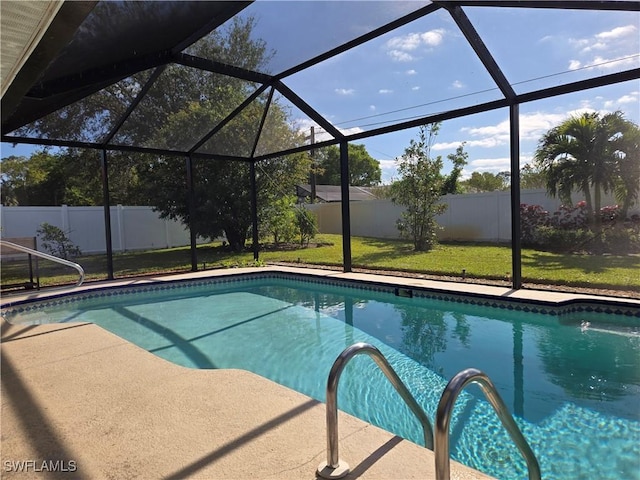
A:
520,204,549,246
535,226,595,253
261,195,297,246
599,205,620,225
296,206,317,246
602,225,640,254
548,202,589,230
36,223,81,259
520,203,639,253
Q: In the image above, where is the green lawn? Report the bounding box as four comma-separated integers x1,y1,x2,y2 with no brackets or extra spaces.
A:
2,234,638,293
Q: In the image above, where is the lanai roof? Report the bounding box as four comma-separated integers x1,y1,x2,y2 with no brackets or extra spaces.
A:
2,1,638,161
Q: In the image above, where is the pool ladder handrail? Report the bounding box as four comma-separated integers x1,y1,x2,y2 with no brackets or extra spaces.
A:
435,368,541,480
0,240,85,289
317,342,434,479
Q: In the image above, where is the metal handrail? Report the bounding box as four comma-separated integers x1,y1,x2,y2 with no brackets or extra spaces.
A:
0,240,85,289
435,368,541,480
317,342,434,479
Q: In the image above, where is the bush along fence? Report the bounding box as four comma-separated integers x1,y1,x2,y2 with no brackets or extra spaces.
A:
520,201,640,254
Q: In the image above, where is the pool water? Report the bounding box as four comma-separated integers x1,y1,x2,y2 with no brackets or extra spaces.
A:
5,277,640,479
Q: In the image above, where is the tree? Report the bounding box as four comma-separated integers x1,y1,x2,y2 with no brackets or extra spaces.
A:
534,111,640,235
36,223,81,259
441,143,468,194
315,143,381,186
1,154,50,205
612,121,640,220
296,205,317,246
7,17,308,251
260,194,298,246
460,171,509,193
389,123,448,251
1,149,155,206
1,151,100,206
519,163,546,190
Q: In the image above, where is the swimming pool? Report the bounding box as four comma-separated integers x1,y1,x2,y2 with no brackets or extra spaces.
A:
3,272,639,479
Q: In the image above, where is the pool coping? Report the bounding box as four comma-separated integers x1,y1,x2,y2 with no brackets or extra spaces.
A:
2,265,639,318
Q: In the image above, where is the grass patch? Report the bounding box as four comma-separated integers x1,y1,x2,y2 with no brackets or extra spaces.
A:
2,234,638,292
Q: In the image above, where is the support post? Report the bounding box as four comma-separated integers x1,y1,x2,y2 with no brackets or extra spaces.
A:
339,141,352,272
310,126,317,203
509,104,522,289
186,155,198,272
100,150,114,279
250,161,259,262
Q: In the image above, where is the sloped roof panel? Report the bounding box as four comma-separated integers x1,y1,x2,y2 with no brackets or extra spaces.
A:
2,1,252,133
186,1,433,76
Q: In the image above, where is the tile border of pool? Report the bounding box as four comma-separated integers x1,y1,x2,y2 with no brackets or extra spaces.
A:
2,266,639,320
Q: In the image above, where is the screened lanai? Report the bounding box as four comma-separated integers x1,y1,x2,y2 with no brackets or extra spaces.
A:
2,0,639,290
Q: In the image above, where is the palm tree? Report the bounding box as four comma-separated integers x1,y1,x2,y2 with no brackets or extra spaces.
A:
534,111,640,233
612,121,640,220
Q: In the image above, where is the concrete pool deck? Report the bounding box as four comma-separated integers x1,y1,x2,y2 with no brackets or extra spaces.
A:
3,266,638,479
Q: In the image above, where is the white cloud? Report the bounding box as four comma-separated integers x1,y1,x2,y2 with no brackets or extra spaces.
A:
388,50,414,62
451,80,464,89
468,158,511,173
596,25,638,40
385,28,446,62
604,91,639,109
406,69,417,75
568,60,581,70
369,105,376,111
462,122,509,137
578,55,639,71
378,89,393,94
387,33,422,51
568,24,639,71
420,29,445,47
434,110,598,153
378,159,399,183
460,155,534,178
339,126,364,137
569,38,590,49
335,88,354,95
411,86,420,91
519,112,569,140
581,41,606,53
296,119,363,142
618,93,639,104
433,138,504,150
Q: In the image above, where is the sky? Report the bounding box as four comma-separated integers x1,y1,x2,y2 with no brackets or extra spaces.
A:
2,2,639,185
279,3,640,183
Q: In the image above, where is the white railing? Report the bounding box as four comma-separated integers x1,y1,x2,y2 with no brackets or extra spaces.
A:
0,240,84,289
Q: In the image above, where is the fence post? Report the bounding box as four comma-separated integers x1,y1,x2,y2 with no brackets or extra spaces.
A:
117,204,125,252
165,218,171,248
61,204,69,232
495,191,500,242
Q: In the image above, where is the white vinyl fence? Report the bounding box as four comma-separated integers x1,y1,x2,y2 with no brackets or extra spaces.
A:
307,189,634,242
1,190,634,253
0,205,200,254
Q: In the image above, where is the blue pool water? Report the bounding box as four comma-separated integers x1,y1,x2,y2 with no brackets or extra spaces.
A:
4,275,639,479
